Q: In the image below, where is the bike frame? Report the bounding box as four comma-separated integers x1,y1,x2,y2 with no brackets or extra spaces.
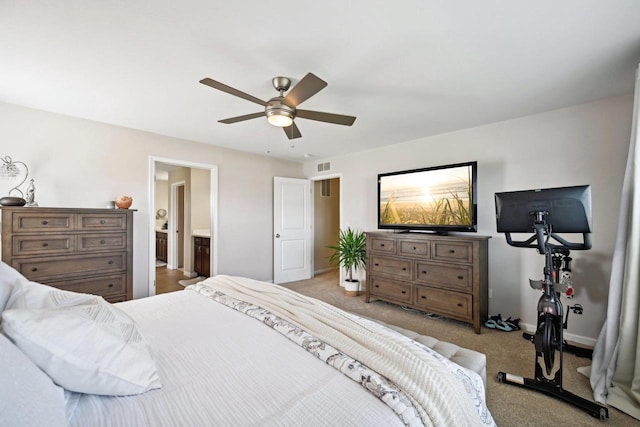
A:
497,212,608,420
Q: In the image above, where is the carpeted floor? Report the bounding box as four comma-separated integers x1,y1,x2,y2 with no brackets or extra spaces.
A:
284,270,637,427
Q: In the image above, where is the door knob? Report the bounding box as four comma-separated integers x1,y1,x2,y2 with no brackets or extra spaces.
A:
275,234,281,238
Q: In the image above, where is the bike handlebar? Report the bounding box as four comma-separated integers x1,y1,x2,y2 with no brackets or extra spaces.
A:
504,231,592,251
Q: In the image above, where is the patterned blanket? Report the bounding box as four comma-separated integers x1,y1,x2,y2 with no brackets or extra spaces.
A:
189,275,495,427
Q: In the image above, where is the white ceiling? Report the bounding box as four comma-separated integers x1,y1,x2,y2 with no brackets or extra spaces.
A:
2,1,639,161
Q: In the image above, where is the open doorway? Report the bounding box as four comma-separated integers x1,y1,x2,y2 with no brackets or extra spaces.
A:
149,156,218,297
311,174,342,285
313,177,341,274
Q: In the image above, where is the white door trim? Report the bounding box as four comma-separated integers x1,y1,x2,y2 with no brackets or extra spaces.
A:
168,181,185,271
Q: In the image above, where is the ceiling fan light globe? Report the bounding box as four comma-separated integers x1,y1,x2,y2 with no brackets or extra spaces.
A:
267,112,293,127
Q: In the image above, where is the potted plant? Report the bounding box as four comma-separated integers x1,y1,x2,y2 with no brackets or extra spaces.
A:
328,227,366,296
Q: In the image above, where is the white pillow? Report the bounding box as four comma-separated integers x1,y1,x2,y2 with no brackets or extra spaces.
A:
1,278,162,396
0,261,26,314
4,274,99,311
0,332,67,427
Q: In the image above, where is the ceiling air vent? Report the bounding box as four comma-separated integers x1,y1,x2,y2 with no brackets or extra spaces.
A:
317,161,331,172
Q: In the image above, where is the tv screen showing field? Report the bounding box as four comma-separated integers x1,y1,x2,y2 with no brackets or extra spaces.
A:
379,165,473,226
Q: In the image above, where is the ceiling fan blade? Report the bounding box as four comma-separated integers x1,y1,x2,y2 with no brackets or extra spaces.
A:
283,122,302,139
282,73,327,108
219,112,264,124
296,109,356,126
200,78,268,107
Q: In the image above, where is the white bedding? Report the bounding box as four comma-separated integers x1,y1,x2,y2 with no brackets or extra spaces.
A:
191,275,493,426
65,287,409,426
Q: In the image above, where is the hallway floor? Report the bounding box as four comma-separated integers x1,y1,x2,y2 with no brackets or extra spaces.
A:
155,266,186,294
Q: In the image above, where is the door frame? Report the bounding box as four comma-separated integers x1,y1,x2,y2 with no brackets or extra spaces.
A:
148,156,218,297
169,181,185,270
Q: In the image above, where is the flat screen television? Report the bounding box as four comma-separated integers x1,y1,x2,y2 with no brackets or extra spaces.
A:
378,161,477,234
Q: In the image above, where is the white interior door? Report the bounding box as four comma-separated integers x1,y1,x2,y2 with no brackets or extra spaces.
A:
273,177,311,284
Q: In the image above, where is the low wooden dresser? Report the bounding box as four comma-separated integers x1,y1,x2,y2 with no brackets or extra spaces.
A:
365,231,489,334
1,207,134,302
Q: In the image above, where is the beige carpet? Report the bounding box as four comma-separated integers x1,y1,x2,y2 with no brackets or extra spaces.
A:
284,270,636,427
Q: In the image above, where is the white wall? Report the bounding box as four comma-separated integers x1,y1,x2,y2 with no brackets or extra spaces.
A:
190,168,211,231
154,179,168,229
303,94,633,342
0,102,302,297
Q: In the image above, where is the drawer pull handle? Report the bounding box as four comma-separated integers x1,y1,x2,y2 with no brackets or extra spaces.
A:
449,249,455,253
100,240,106,244
413,246,417,250
374,263,379,266
401,290,406,294
380,243,385,247
31,267,38,272
457,275,464,280
108,283,114,288
108,261,114,265
402,267,407,271
100,220,106,224
421,270,427,274
421,295,427,299
375,285,379,288
42,242,49,247
42,220,49,225
457,303,464,307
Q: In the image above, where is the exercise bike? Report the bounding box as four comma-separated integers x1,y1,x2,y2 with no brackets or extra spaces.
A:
494,186,608,420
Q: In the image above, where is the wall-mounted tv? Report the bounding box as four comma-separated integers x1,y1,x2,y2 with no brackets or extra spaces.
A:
378,161,477,234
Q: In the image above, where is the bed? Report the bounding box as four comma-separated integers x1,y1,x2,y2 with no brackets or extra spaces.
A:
0,262,495,426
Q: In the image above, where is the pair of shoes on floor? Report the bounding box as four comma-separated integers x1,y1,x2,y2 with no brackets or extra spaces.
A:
484,314,521,331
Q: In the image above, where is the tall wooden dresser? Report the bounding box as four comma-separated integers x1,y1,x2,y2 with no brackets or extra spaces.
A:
1,207,134,302
365,231,489,334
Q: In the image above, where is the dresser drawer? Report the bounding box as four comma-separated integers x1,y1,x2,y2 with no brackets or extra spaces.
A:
415,286,472,320
415,262,472,291
369,237,396,254
370,277,412,304
46,274,127,298
12,234,75,256
78,213,127,231
371,256,411,279
399,240,429,257
78,233,127,252
11,212,75,233
432,241,473,263
13,252,127,281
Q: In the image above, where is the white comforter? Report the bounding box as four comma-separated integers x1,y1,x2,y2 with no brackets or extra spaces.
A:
66,275,494,427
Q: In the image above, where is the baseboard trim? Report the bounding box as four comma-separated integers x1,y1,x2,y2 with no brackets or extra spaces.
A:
314,267,337,275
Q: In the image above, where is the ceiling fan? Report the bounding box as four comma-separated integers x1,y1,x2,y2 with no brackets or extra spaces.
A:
199,73,356,140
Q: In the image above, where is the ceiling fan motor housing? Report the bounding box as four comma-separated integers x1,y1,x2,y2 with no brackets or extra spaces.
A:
266,97,295,122
272,76,291,92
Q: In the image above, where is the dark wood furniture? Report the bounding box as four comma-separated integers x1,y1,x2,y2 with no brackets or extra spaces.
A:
365,231,489,334
193,236,210,277
1,207,134,302
156,231,168,262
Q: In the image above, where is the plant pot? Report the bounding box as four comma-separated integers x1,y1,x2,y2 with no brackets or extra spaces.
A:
343,279,360,297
